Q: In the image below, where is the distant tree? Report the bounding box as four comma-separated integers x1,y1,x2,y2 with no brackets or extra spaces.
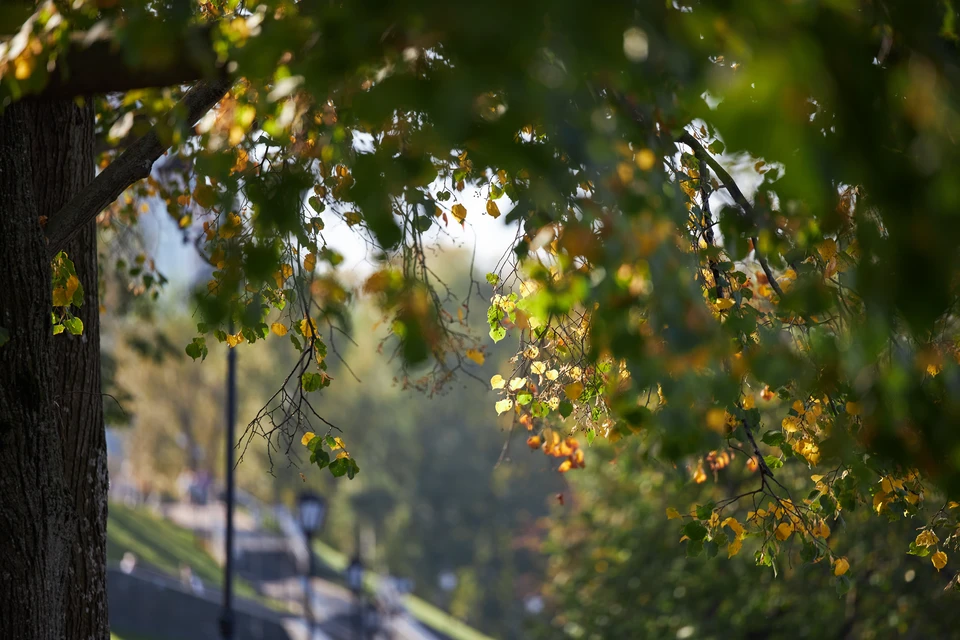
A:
3,1,960,637
537,439,960,639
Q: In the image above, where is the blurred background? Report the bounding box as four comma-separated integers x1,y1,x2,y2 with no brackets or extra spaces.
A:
104,209,960,640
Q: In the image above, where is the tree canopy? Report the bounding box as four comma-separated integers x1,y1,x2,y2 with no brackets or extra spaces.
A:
6,0,960,596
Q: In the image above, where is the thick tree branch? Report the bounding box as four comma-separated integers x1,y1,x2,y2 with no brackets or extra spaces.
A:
676,132,785,299
32,26,221,99
45,77,233,256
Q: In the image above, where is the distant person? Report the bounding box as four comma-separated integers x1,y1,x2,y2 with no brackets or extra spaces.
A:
120,552,137,574
179,563,205,595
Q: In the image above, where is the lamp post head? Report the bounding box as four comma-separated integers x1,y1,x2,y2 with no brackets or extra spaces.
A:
346,556,364,593
297,491,327,536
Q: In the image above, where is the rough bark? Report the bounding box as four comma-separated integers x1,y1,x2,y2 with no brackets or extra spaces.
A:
0,101,71,639
0,96,106,639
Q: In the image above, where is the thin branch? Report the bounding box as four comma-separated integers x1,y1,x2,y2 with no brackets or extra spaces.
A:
676,132,785,299
45,77,234,255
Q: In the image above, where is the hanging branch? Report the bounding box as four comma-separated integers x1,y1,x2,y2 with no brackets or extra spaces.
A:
676,132,785,299
45,77,234,255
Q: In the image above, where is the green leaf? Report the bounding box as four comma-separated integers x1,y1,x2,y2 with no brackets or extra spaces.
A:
707,139,725,155
0,325,9,348
53,324,65,335
517,391,533,406
683,521,708,542
704,540,719,558
302,372,324,392
836,575,852,596
329,456,359,479
761,431,785,446
64,316,83,336
558,400,573,418
764,455,784,470
696,502,715,520
312,449,330,470
686,540,704,557
185,338,208,361
486,272,500,286
490,325,506,342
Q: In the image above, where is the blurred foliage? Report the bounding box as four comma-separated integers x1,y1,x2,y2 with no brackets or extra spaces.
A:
110,260,564,638
7,0,960,596
537,439,960,639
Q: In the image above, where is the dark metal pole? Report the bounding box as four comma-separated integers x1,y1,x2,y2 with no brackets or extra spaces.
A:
305,532,314,639
219,317,237,640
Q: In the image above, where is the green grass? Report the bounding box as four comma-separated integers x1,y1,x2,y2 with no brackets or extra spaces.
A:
311,539,494,640
106,502,274,607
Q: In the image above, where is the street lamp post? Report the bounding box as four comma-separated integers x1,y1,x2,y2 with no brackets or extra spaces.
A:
219,317,238,640
346,555,364,640
297,491,327,639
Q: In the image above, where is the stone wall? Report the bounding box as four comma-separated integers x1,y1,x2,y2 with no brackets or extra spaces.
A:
108,568,291,640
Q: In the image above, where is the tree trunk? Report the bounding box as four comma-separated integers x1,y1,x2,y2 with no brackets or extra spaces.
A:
0,98,107,639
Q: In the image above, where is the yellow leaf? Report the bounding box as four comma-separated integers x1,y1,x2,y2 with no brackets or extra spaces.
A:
495,398,513,415
873,490,891,514
722,517,745,539
813,520,831,539
466,348,485,365
451,203,467,223
818,238,838,262
774,522,793,541
706,408,726,433
301,432,316,446
558,459,572,473
916,530,939,547
932,551,948,571
523,345,540,359
782,416,800,433
65,275,80,303
636,148,657,172
491,374,506,390
509,377,528,391
834,557,850,576
845,401,861,416
531,361,547,375
330,437,345,450
714,298,735,311
304,253,316,272
225,333,244,348
727,537,743,558
271,322,288,337
220,213,242,239
742,394,755,410
193,184,217,208
564,382,584,401
666,507,682,520
546,369,559,381
792,400,806,414
486,200,501,218
52,287,69,307
300,317,317,338
345,211,363,226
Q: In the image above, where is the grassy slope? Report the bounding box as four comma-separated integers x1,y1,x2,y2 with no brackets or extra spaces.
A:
106,502,263,604
312,539,494,640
